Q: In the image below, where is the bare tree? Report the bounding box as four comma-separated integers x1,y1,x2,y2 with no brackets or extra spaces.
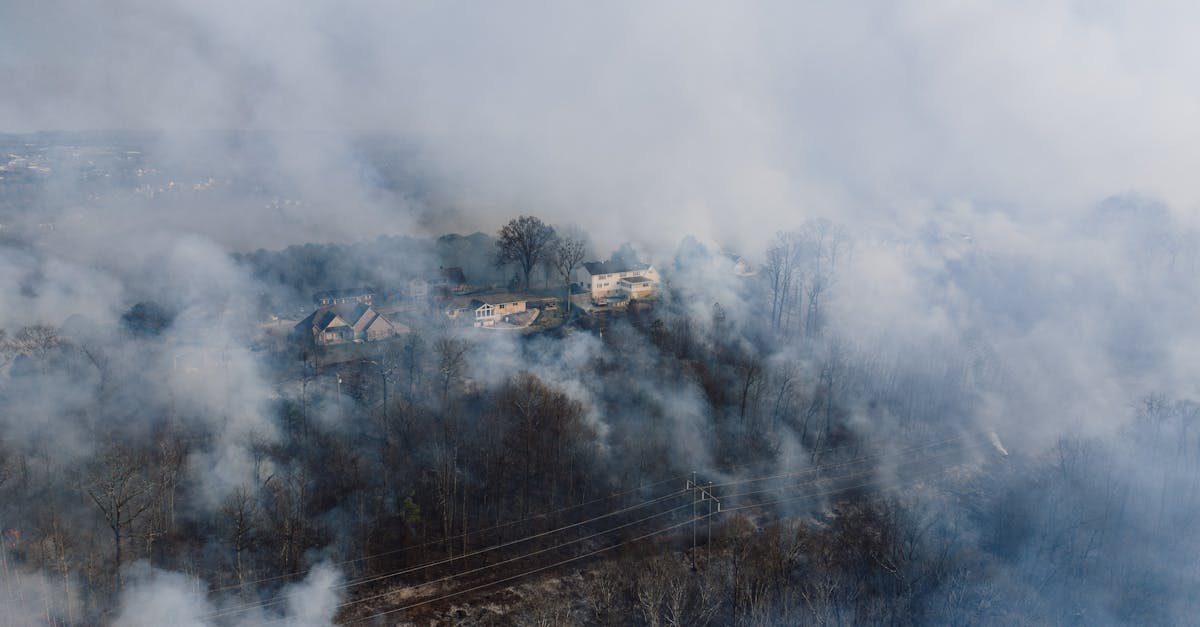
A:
634,554,723,627
549,233,587,316
82,446,155,591
431,437,461,557
513,593,579,627
764,231,801,333
762,220,850,338
11,324,62,371
221,485,259,594
808,342,850,462
736,355,764,425
496,215,557,291
798,219,849,338
434,336,470,410
493,373,595,515
400,331,426,401
584,561,631,626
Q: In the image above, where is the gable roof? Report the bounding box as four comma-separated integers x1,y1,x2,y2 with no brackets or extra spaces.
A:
294,308,349,335
363,314,395,335
582,261,652,276
351,307,378,334
316,309,349,330
294,309,319,333
295,302,396,335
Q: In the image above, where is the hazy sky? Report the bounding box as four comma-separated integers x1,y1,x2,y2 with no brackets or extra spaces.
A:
6,0,1192,444
4,1,1198,249
4,7,1199,622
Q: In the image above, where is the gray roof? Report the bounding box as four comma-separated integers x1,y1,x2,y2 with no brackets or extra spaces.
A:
582,260,650,276
296,302,393,333
471,293,529,306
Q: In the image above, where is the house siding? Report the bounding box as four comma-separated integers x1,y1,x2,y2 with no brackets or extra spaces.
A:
578,264,660,300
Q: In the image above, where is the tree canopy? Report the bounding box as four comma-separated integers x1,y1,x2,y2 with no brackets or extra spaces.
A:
495,215,556,291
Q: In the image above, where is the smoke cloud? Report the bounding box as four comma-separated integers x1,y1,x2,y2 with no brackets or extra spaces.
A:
4,2,1200,251
3,0,1199,623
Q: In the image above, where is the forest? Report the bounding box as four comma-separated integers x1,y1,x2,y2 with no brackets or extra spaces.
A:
3,204,1199,625
4,4,1200,621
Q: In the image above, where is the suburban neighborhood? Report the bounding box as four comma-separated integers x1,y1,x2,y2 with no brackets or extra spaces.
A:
290,254,665,354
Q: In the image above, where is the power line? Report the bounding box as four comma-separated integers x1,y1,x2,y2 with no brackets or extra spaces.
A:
207,431,972,600
344,514,702,624
203,480,689,621
343,454,965,623
339,444,971,620
210,433,980,621
204,471,688,596
346,432,967,605
332,492,685,594
328,499,694,619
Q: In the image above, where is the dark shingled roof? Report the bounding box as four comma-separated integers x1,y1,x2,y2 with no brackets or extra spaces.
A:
294,302,397,341
582,261,650,276
315,309,342,330
619,275,650,284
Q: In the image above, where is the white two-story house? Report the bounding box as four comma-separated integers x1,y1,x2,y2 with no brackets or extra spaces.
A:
576,261,661,302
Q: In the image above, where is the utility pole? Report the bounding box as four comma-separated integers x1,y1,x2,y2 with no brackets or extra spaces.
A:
690,471,697,570
705,481,720,564
686,474,721,570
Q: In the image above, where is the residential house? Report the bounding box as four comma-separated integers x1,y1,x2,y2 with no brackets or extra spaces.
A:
617,275,654,299
446,293,528,327
312,287,375,307
576,261,661,302
411,267,471,300
294,301,398,346
433,266,470,293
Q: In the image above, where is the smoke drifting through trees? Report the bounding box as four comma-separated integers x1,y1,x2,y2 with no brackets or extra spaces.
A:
1,154,1198,622
3,1,1199,624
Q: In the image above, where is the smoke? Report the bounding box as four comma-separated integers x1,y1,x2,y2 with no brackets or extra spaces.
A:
0,568,81,627
112,561,344,626
114,564,215,627
6,2,1200,252
3,0,1200,623
281,562,345,627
